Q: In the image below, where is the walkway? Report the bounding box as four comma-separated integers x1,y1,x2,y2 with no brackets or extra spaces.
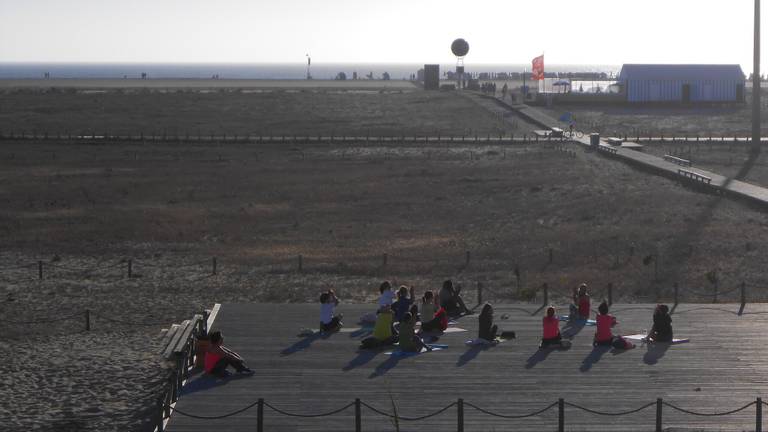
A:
165,302,768,432
495,97,768,207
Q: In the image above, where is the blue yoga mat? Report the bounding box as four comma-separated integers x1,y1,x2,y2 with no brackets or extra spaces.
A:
559,315,596,326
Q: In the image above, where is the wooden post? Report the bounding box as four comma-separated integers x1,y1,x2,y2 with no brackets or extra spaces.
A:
38,260,43,280
548,248,553,264
298,255,303,272
257,398,264,432
477,281,483,305
457,398,464,432
465,251,470,267
543,283,549,307
212,257,217,275
713,272,719,304
741,282,747,309
85,309,91,331
355,398,361,432
607,283,613,306
674,282,679,306
558,398,564,432
156,396,165,432
128,259,132,279
382,253,388,269
656,398,663,432
757,397,763,432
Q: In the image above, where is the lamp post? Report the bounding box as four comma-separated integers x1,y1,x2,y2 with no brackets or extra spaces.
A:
753,0,761,153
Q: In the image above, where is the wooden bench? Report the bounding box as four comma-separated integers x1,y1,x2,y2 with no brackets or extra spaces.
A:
158,313,205,420
664,154,692,167
678,168,712,184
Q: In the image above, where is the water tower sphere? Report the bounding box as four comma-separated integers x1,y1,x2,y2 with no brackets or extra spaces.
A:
451,39,470,57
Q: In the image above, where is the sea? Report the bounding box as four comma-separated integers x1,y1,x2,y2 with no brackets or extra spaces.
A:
0,63,620,80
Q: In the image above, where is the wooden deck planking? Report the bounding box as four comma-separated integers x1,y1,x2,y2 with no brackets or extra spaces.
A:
164,302,768,431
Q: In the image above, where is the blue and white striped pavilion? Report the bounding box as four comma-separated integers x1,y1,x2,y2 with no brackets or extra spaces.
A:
617,64,746,103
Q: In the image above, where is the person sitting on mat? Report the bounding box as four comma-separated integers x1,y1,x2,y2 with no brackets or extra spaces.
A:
359,305,398,349
378,280,395,311
540,306,565,349
478,303,500,341
392,285,415,322
439,279,471,317
569,283,591,320
420,304,448,333
593,301,633,349
477,303,515,341
398,312,431,352
204,331,254,377
420,290,439,323
647,304,673,343
319,289,343,333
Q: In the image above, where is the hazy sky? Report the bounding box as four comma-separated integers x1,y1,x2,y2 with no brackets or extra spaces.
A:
0,0,763,69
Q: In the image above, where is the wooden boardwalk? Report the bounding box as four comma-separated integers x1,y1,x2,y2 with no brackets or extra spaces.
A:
166,303,768,432
501,100,768,207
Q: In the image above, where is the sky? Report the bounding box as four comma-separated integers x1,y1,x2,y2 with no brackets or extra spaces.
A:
0,0,763,70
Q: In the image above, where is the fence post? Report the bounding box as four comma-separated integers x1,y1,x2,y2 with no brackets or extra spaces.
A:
674,282,679,306
457,398,464,432
212,257,217,275
156,396,165,432
607,283,613,306
757,397,763,432
127,259,132,279
465,251,470,267
382,253,388,270
257,398,264,432
85,309,91,331
477,281,483,305
543,283,549,308
355,398,361,432
298,255,303,272
741,282,747,309
38,260,43,280
656,398,663,432
548,248,553,264
558,398,564,432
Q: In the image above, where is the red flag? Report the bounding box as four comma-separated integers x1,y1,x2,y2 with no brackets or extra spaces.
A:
531,55,544,81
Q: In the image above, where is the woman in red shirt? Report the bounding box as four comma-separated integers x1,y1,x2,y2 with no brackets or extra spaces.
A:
205,331,254,377
540,306,565,349
570,283,591,320
593,301,634,349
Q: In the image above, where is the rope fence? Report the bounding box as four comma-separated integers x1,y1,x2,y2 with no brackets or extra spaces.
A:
157,396,767,432
0,250,759,306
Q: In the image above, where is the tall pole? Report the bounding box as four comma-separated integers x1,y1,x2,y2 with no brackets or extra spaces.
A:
754,0,761,153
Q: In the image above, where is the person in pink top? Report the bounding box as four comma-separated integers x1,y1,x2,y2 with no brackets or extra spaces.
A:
569,283,591,320
204,331,254,377
540,306,567,349
593,301,634,349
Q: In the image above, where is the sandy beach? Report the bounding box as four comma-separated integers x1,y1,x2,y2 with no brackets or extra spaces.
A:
3,86,768,430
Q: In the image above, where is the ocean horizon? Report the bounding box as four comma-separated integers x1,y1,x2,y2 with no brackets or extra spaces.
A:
0,62,620,80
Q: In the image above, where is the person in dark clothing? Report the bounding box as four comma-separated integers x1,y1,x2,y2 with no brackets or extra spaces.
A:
420,306,448,333
648,304,673,342
392,285,415,322
478,303,515,342
478,303,498,341
439,280,471,317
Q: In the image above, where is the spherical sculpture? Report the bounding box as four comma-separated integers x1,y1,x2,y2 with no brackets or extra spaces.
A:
451,39,470,58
